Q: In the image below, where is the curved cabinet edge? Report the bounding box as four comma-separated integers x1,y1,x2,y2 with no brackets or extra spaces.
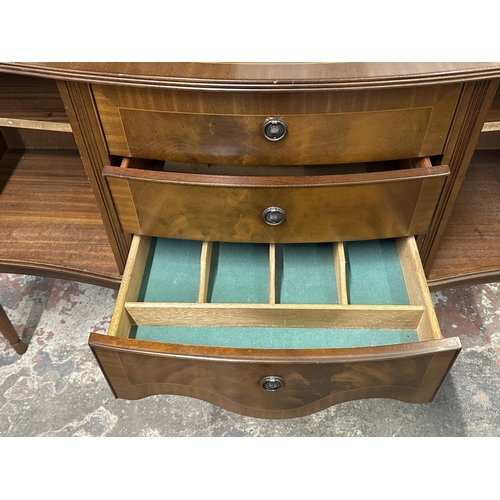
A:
2,63,500,91
89,333,461,419
0,261,121,289
428,269,500,292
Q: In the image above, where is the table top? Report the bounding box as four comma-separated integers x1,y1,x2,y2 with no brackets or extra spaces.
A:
2,62,500,90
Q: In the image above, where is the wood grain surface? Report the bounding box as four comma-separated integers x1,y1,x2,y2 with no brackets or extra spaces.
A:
1,127,77,149
124,302,425,330
485,86,500,122
89,232,461,417
0,148,120,287
2,62,500,90
106,235,151,338
419,80,499,278
57,81,131,274
103,163,449,243
0,73,69,123
93,83,461,165
396,237,442,342
198,241,213,304
428,150,500,288
89,334,461,418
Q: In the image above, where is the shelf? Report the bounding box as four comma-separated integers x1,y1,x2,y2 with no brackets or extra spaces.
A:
427,150,500,289
0,148,121,288
0,73,70,125
0,117,71,132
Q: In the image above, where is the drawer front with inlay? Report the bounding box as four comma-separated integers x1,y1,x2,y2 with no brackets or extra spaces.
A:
89,234,461,418
93,84,461,165
103,157,449,243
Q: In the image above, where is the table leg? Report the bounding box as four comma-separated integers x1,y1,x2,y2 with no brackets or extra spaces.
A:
0,304,27,355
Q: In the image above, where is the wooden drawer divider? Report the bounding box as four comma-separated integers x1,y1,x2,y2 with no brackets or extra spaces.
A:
117,237,430,336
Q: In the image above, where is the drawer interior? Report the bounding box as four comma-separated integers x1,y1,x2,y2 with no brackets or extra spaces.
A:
113,155,444,177
109,235,441,350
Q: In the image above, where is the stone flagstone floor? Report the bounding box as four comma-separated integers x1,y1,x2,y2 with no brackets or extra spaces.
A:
0,272,499,437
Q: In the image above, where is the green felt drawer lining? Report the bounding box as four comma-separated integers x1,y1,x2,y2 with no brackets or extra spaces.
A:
209,242,269,303
276,243,338,304
345,239,410,305
130,325,418,348
131,237,416,349
138,237,409,306
138,238,202,303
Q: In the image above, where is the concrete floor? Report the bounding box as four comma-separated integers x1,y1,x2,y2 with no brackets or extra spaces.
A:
0,272,499,436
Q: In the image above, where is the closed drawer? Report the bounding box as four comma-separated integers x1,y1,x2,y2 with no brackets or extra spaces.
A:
93,84,461,165
89,234,461,419
103,157,449,243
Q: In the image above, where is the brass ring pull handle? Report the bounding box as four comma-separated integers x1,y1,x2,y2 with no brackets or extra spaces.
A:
262,206,286,226
262,117,287,141
260,376,285,392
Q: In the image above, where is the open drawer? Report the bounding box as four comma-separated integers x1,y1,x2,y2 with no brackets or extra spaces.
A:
103,157,449,243
89,234,461,419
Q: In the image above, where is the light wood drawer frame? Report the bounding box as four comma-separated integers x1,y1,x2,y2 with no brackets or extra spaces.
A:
89,235,461,418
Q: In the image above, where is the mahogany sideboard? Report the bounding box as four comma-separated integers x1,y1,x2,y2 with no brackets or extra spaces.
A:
1,62,499,418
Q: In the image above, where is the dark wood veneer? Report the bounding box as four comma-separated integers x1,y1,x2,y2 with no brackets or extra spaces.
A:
428,150,500,289
419,79,499,280
89,334,460,419
0,149,120,287
2,62,500,91
93,83,460,165
0,62,494,413
103,159,449,243
0,73,69,123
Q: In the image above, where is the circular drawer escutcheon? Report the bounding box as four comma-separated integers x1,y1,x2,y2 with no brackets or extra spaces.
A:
260,376,285,392
262,206,286,226
262,117,287,141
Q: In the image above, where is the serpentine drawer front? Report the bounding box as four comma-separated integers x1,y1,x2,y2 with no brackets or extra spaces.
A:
89,234,461,419
93,83,461,165
103,157,449,243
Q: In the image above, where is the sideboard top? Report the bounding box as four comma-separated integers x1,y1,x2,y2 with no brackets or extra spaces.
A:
2,62,500,91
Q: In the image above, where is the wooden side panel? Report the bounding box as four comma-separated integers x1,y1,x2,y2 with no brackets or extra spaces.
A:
89,334,461,419
58,81,130,274
93,84,461,165
427,150,500,289
420,79,500,276
108,235,151,338
397,237,442,342
0,149,121,287
104,166,448,243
